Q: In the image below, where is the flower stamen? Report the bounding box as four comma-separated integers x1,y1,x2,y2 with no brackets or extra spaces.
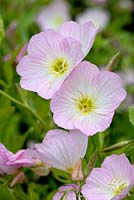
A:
51,57,69,76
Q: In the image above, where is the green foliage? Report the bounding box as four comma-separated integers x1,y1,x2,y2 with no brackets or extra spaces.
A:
0,16,5,45
129,106,134,126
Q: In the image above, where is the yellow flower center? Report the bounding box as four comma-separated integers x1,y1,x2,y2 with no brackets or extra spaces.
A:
76,96,96,115
51,58,69,76
67,166,74,174
112,183,128,195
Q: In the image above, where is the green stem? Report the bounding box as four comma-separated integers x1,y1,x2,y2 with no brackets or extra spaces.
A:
52,173,70,183
0,89,25,107
0,89,46,127
90,136,102,163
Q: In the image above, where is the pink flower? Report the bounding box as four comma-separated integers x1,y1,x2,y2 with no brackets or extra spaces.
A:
33,129,88,180
0,144,17,175
36,0,70,31
53,184,79,200
17,21,97,99
82,154,134,200
51,61,126,136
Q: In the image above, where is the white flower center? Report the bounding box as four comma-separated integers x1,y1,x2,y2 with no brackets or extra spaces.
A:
108,177,128,196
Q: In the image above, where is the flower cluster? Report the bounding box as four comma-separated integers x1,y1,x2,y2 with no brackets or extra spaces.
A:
1,19,132,200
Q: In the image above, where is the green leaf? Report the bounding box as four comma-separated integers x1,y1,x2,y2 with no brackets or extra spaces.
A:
129,106,134,126
84,150,98,178
102,140,133,152
0,16,5,45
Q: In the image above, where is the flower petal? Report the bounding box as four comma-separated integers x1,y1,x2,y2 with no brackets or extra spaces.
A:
59,21,98,55
34,129,88,171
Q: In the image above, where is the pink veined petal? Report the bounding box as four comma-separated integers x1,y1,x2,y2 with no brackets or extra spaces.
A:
53,192,63,200
0,144,17,175
101,154,134,183
59,21,98,56
7,149,37,168
92,71,127,114
53,184,79,200
34,129,88,171
82,168,114,200
73,111,115,136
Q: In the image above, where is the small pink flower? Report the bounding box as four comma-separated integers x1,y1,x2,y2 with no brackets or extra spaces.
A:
17,21,97,99
53,184,79,200
0,144,17,175
33,129,88,180
37,0,70,30
82,154,134,200
51,61,126,135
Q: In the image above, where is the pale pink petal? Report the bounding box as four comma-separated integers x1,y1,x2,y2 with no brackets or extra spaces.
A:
73,111,114,136
7,149,38,168
82,168,113,200
59,21,98,55
102,154,134,184
53,184,79,200
34,129,88,171
92,71,127,114
0,144,17,175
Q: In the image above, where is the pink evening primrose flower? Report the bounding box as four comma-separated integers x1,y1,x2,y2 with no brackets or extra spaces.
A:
82,154,134,200
51,61,126,136
36,0,70,31
17,21,97,99
0,144,18,175
53,184,79,200
32,129,88,180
